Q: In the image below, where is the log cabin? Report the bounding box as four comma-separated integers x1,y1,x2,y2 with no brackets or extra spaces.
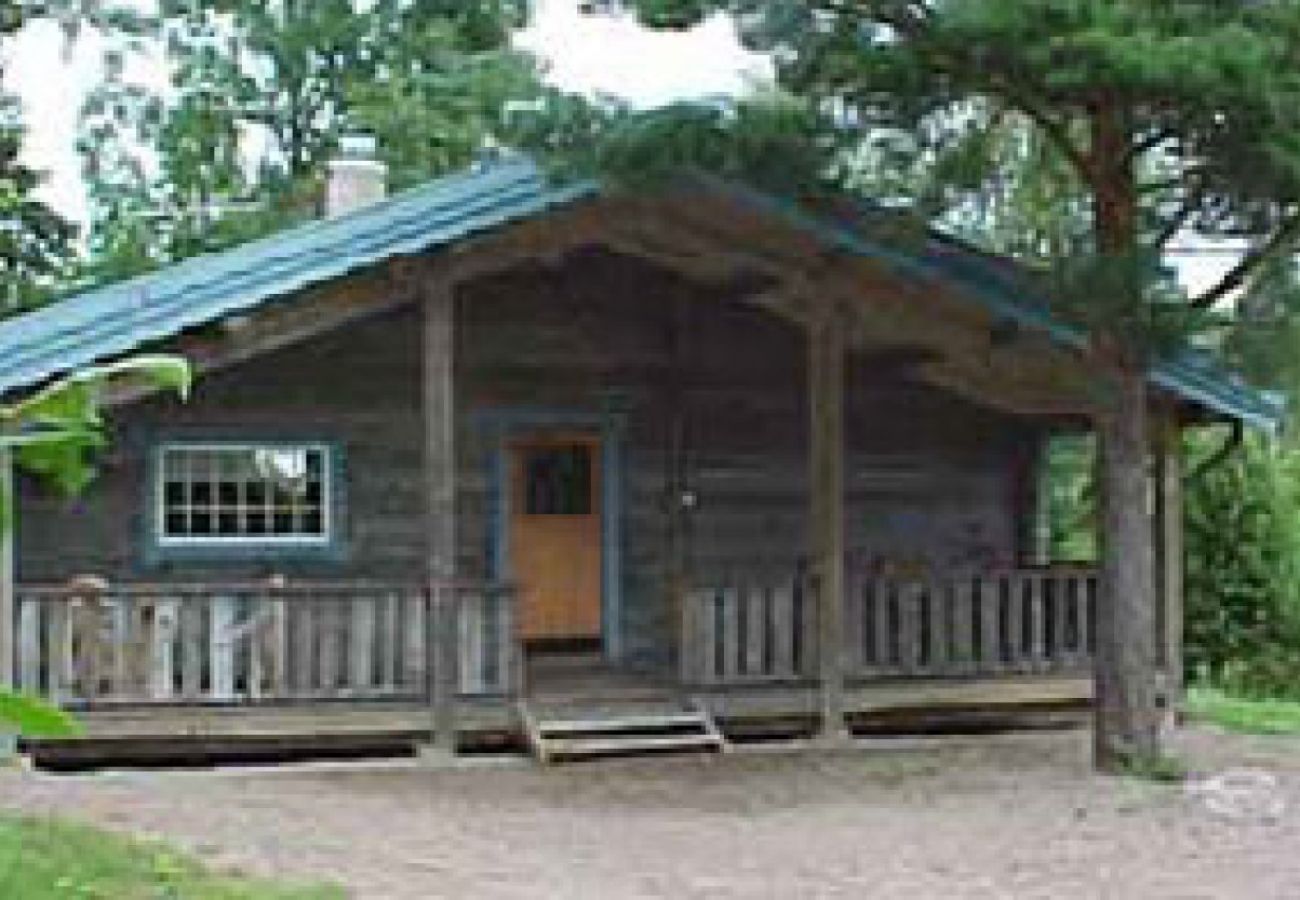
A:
0,143,1283,763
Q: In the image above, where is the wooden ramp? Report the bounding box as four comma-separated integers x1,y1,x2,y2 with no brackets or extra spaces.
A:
518,697,728,764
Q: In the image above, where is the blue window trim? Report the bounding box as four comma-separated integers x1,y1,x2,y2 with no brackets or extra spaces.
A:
473,403,628,662
141,436,350,566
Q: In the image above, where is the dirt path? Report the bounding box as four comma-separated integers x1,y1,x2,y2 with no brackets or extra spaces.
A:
2,727,1298,899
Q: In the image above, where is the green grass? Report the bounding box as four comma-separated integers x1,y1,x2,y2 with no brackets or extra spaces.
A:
0,814,345,899
1185,686,1300,736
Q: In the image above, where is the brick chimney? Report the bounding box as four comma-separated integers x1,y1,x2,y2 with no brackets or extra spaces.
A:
325,133,387,217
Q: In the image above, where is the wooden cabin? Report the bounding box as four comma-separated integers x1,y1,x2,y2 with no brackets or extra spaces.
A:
0,155,1282,762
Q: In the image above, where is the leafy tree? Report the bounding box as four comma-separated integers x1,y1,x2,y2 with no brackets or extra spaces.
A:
78,0,544,281
614,0,1300,770
0,5,79,313
1184,433,1300,699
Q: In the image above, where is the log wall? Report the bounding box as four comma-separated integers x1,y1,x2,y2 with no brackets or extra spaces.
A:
16,249,1044,674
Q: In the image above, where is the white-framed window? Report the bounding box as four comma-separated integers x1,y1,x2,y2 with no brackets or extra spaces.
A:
156,442,333,546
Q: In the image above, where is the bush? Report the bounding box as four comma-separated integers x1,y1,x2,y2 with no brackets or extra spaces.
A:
1184,432,1300,698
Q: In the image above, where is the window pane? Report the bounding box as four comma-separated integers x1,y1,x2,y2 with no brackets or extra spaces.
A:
159,444,331,543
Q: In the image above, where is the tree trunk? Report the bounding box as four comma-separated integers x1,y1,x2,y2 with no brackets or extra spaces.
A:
1093,357,1161,771
1088,101,1163,772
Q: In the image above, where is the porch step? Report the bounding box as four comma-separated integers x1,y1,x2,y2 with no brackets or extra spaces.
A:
517,698,728,764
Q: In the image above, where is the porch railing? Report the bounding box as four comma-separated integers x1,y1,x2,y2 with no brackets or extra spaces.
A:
10,579,519,708
681,567,1097,686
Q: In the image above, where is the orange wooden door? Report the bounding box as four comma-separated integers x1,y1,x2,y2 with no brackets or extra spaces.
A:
510,435,602,641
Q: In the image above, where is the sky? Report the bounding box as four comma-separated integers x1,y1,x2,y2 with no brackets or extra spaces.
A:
4,0,770,223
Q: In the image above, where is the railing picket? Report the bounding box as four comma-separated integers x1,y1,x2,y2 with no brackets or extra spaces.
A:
403,593,426,694
18,598,40,693
246,597,265,700
496,588,515,695
177,599,201,699
293,601,315,695
744,585,766,678
951,578,974,675
723,587,744,681
1028,574,1046,672
874,580,894,673
698,589,719,684
45,599,72,703
458,589,485,695
319,598,343,694
150,598,179,700
770,583,796,680
378,593,399,692
349,596,376,694
899,582,922,675
269,598,289,696
207,595,235,701
978,577,1002,673
110,599,130,699
926,581,947,674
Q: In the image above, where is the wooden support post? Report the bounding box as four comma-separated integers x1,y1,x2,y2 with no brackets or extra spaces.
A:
0,447,14,689
424,280,458,755
809,311,848,742
1153,413,1184,728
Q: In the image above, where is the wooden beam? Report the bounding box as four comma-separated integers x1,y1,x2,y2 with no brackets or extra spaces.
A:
808,307,849,741
0,447,13,690
1153,410,1185,727
424,279,458,755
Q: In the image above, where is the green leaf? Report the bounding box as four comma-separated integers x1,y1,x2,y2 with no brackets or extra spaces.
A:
0,690,80,738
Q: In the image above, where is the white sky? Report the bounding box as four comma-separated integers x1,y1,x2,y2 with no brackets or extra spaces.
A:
4,0,770,223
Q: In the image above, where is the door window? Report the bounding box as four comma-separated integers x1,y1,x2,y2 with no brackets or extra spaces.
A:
523,444,593,515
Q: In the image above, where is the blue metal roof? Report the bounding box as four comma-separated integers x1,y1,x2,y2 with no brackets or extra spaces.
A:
0,159,596,398
0,157,1283,431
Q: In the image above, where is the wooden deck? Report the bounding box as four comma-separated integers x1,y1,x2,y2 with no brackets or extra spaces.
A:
25,673,1092,768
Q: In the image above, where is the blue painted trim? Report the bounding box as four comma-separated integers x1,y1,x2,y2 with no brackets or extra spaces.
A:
474,405,629,660
140,435,350,567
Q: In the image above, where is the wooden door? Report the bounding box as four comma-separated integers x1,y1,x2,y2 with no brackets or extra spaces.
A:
510,435,602,642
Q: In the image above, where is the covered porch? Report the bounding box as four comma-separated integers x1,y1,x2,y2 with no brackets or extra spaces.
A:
0,163,1209,761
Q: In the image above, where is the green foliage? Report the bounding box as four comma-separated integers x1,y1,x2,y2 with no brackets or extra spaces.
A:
623,0,1300,357
1116,750,1188,784
0,690,80,738
1184,432,1300,698
559,92,845,197
0,815,343,899
1186,686,1300,736
77,0,549,284
1045,434,1096,563
0,19,75,313
0,356,191,505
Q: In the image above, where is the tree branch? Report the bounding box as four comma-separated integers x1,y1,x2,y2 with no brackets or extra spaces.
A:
1190,209,1300,310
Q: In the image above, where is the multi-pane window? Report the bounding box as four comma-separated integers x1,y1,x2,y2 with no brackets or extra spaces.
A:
158,444,331,544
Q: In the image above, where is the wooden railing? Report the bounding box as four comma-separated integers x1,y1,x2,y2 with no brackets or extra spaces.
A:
11,579,518,707
845,568,1097,678
680,579,816,685
681,567,1097,686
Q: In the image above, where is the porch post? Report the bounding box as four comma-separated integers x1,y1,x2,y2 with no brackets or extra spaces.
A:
0,447,13,689
809,310,848,742
424,281,458,755
1153,412,1184,728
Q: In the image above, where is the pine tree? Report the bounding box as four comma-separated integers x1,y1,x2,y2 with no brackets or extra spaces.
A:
620,0,1300,769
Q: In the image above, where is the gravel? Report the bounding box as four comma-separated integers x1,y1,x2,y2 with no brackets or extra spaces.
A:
3,726,1298,899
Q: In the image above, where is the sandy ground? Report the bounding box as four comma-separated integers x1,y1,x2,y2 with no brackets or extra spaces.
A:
2,726,1299,899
